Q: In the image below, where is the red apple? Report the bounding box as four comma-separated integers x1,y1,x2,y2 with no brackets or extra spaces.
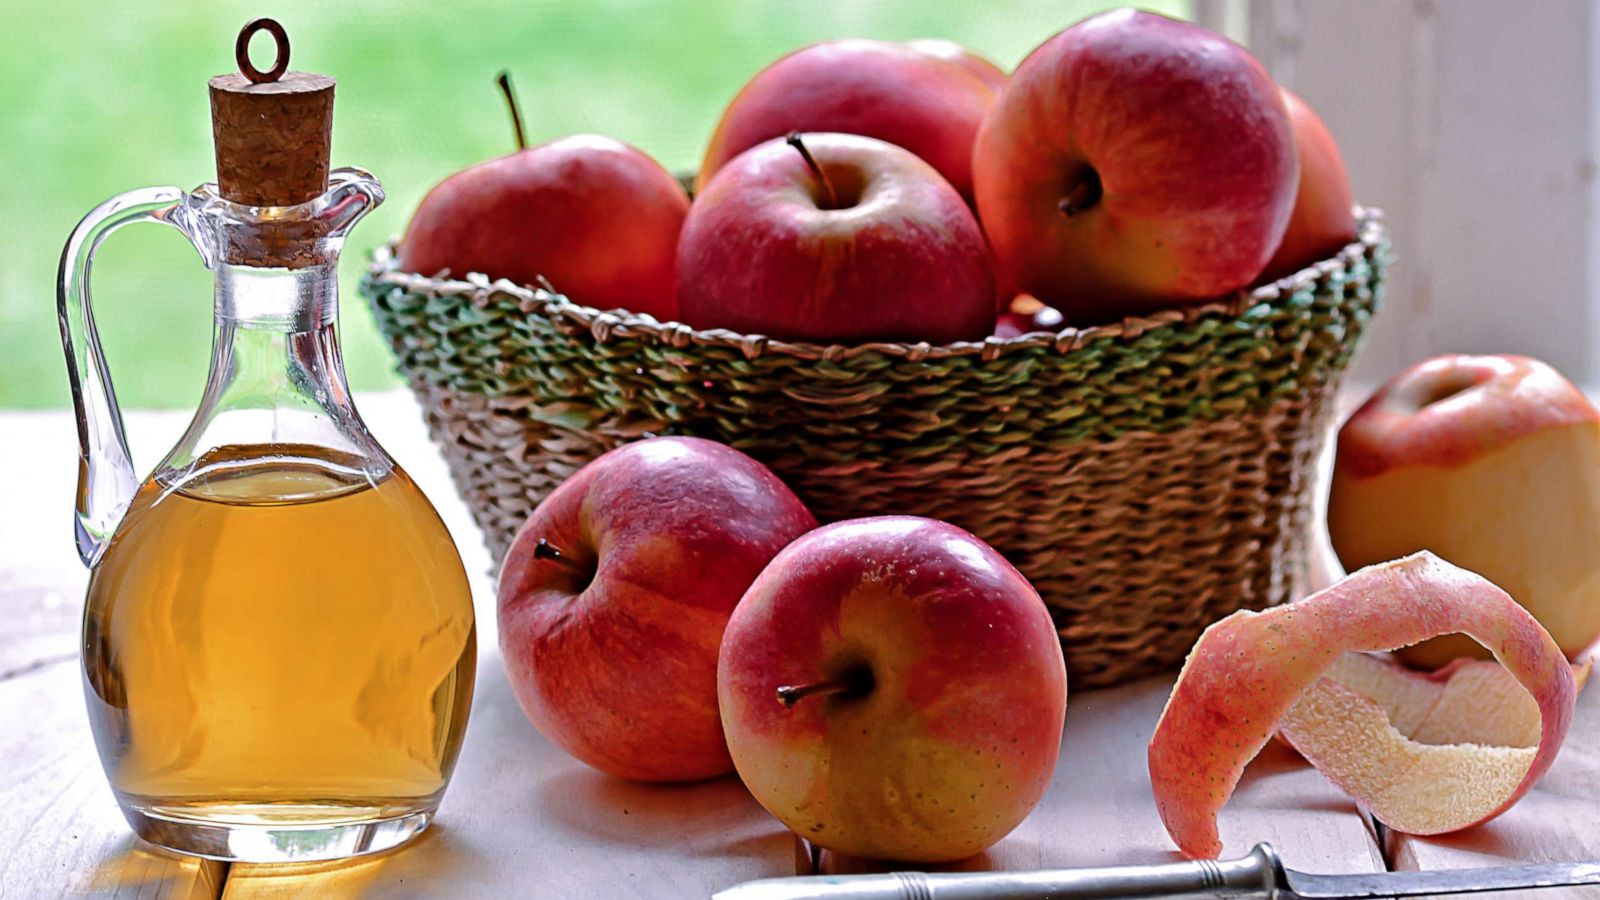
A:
718,516,1067,862
1329,354,1600,668
678,133,995,344
400,133,688,320
697,39,1003,203
973,9,1298,324
1260,89,1358,282
497,436,816,782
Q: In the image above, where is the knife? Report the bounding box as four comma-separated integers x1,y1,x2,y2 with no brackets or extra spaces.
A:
713,843,1600,899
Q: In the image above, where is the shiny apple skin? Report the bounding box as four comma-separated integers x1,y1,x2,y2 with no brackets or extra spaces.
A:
718,516,1067,862
401,134,688,320
679,133,995,344
1334,355,1599,478
973,9,1298,324
498,436,817,782
698,39,1002,202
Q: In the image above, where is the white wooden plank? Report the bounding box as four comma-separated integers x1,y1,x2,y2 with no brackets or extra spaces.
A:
17,387,1599,896
0,582,78,677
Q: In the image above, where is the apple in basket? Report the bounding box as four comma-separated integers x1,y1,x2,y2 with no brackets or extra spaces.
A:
973,9,1298,324
1328,354,1600,668
497,436,816,782
697,39,1006,204
678,132,996,343
400,75,688,320
1260,88,1359,282
718,516,1067,862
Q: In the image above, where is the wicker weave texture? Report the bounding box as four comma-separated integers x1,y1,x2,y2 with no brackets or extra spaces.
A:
362,215,1387,688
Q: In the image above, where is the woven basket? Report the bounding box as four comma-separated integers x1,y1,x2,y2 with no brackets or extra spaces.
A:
361,212,1387,689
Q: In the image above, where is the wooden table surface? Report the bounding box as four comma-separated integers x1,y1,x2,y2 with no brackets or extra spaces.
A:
2,391,1595,899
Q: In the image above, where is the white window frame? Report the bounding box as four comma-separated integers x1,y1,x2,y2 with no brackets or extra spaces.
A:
1205,1,1600,385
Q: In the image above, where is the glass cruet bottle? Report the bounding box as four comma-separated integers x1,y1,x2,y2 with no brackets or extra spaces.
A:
56,20,476,863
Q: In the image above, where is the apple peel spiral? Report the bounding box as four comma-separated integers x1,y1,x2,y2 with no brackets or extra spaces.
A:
1148,552,1582,859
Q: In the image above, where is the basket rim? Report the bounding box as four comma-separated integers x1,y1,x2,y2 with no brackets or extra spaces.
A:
366,207,1386,364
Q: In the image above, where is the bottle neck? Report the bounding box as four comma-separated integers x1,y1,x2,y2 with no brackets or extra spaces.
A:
209,262,352,413
216,262,338,330
158,261,388,481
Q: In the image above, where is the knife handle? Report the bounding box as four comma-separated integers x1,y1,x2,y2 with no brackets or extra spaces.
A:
713,844,1286,900
930,844,1284,899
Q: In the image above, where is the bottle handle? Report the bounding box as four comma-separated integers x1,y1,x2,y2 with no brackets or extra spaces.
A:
56,187,195,566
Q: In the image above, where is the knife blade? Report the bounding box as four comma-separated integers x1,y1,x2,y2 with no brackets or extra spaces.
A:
1287,861,1600,898
712,843,1600,899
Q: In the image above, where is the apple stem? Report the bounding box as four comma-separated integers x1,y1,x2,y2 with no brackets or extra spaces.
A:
496,70,528,151
1057,167,1103,218
532,538,585,574
785,132,839,209
776,667,874,708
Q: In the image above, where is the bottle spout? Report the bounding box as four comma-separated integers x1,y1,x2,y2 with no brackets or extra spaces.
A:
317,168,386,240
171,167,384,271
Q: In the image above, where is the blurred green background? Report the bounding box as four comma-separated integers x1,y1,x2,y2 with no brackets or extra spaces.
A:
1,0,1189,409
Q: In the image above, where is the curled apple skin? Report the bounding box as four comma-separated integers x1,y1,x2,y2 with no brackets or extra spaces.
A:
1148,552,1577,859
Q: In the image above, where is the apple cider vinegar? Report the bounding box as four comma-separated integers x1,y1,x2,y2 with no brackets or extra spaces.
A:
82,444,476,854
60,20,476,860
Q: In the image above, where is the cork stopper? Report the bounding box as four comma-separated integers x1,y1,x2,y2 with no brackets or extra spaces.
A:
208,19,333,207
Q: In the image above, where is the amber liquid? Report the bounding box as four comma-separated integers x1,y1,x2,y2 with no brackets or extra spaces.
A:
83,444,476,832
